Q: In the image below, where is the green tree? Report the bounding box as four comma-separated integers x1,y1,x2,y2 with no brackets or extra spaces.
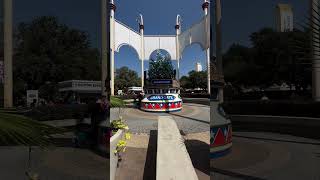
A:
223,44,261,86
180,76,191,89
148,50,175,79
223,28,311,90
13,16,100,100
115,66,140,91
188,70,208,90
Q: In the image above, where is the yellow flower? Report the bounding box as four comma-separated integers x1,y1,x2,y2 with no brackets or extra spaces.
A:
125,133,131,140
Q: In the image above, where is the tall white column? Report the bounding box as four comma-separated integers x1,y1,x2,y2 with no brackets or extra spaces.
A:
101,0,108,96
203,0,211,94
311,0,320,101
175,15,181,81
4,0,13,108
110,0,115,96
139,15,145,91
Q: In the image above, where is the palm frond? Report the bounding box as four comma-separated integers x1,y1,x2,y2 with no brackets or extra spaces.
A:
0,113,65,148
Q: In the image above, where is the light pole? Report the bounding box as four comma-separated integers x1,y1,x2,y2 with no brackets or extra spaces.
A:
214,0,224,102
4,0,13,108
203,0,211,94
101,0,109,97
138,14,145,91
110,0,116,96
175,15,181,82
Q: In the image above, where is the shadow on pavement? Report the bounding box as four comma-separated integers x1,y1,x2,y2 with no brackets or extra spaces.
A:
168,113,209,124
211,167,267,180
233,135,320,146
143,130,157,180
231,118,320,140
185,140,210,177
115,130,157,180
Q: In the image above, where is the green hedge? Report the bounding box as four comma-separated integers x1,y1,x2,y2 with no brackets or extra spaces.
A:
180,93,209,98
24,104,89,121
23,97,125,121
222,100,320,118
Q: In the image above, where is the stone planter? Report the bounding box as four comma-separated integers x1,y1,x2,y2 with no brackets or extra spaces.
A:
110,129,124,180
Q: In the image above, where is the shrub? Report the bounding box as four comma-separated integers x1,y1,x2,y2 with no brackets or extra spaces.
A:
24,104,89,121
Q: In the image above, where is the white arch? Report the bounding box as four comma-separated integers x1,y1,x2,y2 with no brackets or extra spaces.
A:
113,16,209,61
109,0,210,95
178,15,210,58
116,43,141,59
114,20,142,59
144,36,177,60
180,42,206,57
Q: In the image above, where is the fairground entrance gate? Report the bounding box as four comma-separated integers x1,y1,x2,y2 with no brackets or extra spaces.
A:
106,0,211,96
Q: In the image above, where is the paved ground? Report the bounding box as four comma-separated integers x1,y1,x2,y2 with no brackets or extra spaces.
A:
110,103,210,134
211,131,320,180
0,145,108,179
115,132,210,180
113,103,210,179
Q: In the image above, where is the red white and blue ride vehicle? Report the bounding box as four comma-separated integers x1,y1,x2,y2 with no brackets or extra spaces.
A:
210,81,232,159
140,79,182,112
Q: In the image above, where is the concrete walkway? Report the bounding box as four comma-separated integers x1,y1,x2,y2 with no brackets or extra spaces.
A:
212,132,320,180
0,146,108,180
115,131,210,180
112,103,210,180
110,103,210,134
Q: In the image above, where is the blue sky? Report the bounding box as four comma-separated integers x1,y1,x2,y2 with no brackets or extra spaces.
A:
221,0,308,51
13,0,308,77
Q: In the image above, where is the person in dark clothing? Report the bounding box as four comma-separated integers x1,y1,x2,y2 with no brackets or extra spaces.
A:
89,96,109,148
30,99,37,108
137,92,144,107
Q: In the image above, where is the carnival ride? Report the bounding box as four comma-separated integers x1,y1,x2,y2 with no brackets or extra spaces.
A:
210,81,232,158
141,79,182,112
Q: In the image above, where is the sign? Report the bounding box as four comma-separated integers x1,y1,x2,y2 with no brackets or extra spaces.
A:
151,79,172,85
27,90,38,107
148,95,175,101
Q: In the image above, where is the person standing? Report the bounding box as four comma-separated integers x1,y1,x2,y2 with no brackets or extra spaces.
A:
90,95,108,148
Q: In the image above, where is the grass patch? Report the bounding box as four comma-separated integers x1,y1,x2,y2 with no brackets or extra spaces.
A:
111,96,126,108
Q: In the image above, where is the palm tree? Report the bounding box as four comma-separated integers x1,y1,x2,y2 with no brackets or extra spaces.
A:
0,112,64,147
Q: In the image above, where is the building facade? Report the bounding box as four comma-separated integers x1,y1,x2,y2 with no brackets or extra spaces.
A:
275,4,293,32
195,62,203,72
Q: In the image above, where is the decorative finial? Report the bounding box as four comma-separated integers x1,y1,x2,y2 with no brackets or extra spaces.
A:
175,14,181,30
136,14,144,31
202,0,209,10
110,0,116,11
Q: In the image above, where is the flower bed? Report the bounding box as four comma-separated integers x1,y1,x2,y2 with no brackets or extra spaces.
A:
109,117,131,180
